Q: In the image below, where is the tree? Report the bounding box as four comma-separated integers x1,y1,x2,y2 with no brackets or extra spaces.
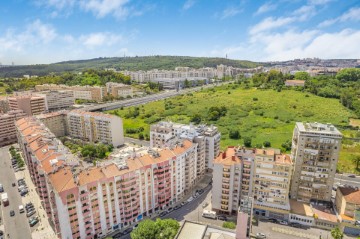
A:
281,140,292,151
131,218,180,239
263,141,271,147
229,129,241,139
244,137,252,147
138,133,144,140
294,71,310,81
352,155,360,170
336,68,360,81
222,221,236,229
331,227,343,239
184,79,191,88
190,114,202,124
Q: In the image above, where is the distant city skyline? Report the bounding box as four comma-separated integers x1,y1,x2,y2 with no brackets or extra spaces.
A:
0,0,359,65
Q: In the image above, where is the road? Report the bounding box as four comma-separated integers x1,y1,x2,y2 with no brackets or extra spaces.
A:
334,174,360,187
124,137,150,147
84,82,232,112
0,146,32,239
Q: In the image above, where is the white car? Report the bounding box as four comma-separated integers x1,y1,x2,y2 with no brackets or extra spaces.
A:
187,196,194,202
279,220,288,225
256,233,266,239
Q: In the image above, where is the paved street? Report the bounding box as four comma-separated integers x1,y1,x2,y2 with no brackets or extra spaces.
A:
124,137,150,147
335,174,360,187
0,146,32,239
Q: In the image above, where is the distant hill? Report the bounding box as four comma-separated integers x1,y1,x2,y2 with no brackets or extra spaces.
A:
0,56,262,78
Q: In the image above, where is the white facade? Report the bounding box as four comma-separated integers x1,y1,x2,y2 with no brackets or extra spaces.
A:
73,90,92,101
36,90,74,110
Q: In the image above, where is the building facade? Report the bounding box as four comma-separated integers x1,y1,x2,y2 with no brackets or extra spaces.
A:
150,121,220,170
290,122,342,203
15,116,198,239
37,111,69,137
336,187,360,236
67,111,124,147
0,110,27,146
36,90,74,111
105,82,133,98
8,95,47,115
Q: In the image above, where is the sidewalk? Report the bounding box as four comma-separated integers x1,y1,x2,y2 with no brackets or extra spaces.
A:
15,165,56,238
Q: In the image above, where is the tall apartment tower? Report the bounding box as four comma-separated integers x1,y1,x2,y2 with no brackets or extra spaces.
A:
290,122,342,203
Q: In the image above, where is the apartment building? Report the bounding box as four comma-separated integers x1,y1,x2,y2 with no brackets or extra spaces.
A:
15,116,198,239
36,111,68,137
8,94,47,115
150,121,220,170
36,90,74,110
0,110,26,146
67,111,124,147
105,82,133,98
35,84,107,102
0,97,10,113
252,149,293,219
290,122,342,203
212,147,242,214
335,187,360,236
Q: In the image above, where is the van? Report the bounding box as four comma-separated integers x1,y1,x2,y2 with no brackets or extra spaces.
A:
19,205,25,213
202,209,217,219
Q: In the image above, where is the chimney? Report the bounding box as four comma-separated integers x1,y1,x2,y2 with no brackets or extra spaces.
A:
222,152,226,159
232,155,236,161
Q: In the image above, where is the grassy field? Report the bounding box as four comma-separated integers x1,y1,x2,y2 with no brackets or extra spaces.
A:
108,84,359,173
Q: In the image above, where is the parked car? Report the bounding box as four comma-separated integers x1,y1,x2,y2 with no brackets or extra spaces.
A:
25,202,34,209
19,205,25,213
256,233,266,239
198,189,204,194
181,201,189,206
167,207,173,213
290,222,302,228
29,217,39,227
26,210,36,218
187,196,194,202
123,228,133,234
279,220,288,225
20,189,29,196
159,211,167,217
202,202,209,208
26,206,35,213
217,215,227,221
0,184,3,192
112,232,123,239
174,205,181,210
348,174,356,178
10,210,15,217
268,218,278,223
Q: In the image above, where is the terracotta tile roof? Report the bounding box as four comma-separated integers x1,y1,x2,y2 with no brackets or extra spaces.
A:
274,154,292,165
48,167,76,193
340,214,355,222
78,167,105,186
214,147,241,165
290,199,313,217
312,207,338,223
338,187,360,205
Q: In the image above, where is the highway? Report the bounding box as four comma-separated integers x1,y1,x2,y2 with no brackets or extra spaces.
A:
83,82,231,112
334,173,360,187
0,146,32,239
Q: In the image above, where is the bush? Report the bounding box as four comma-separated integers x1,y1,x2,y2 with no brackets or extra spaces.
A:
138,133,144,140
244,137,252,147
222,221,236,229
190,114,202,124
263,141,271,147
281,140,292,151
229,130,241,139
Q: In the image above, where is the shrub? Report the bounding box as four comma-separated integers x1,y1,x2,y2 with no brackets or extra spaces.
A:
253,97,258,101
229,130,241,139
244,137,252,147
138,133,144,140
263,141,271,147
223,221,236,229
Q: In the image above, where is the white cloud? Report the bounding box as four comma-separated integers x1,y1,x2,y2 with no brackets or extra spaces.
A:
79,0,130,19
319,7,360,27
307,0,332,5
255,2,277,15
249,17,294,35
0,19,57,53
220,7,242,19
293,5,317,21
36,0,75,9
80,32,123,48
183,0,195,10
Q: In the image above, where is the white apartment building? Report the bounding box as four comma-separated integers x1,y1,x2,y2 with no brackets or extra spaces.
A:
150,121,220,170
36,90,74,110
73,90,92,101
105,82,133,98
252,149,293,219
290,122,342,203
67,111,124,147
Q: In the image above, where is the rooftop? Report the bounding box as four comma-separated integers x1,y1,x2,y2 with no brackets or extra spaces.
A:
214,147,241,165
338,187,360,205
176,221,235,239
290,199,313,217
296,122,342,136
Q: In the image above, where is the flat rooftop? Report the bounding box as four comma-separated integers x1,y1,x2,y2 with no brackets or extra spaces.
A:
296,122,342,137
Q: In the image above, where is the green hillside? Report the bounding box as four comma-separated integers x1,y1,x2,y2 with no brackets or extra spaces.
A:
0,56,261,77
108,84,359,174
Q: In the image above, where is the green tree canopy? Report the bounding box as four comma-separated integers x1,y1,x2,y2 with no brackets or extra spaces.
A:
336,68,360,81
294,71,310,81
131,218,180,239
331,227,343,239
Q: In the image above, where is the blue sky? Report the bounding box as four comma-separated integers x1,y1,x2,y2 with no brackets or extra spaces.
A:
0,0,359,64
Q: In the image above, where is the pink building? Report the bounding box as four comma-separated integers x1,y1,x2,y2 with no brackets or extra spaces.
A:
16,116,197,239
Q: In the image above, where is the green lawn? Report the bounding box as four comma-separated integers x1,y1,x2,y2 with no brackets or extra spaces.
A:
108,84,359,173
